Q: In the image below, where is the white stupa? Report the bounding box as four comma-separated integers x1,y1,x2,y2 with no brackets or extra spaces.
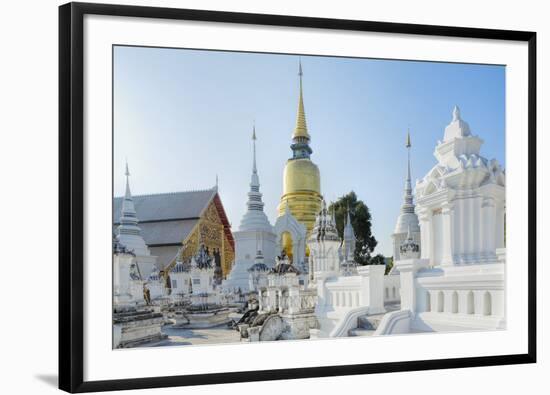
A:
114,162,158,304
116,161,150,257
392,130,421,261
416,106,506,265
223,126,277,292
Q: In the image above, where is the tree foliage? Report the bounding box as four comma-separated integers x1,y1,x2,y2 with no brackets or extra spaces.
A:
328,191,378,265
384,256,394,275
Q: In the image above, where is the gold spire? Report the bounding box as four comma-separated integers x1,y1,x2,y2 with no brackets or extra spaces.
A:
293,59,310,140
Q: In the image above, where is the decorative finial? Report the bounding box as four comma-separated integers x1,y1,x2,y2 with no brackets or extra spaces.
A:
406,128,412,182
215,174,219,190
123,159,132,200
251,123,257,174
452,105,461,121
292,58,309,140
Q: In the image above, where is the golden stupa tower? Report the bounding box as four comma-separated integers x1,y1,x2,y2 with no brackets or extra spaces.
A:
277,61,322,256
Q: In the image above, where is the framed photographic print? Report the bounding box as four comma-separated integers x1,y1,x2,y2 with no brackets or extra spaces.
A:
59,2,537,393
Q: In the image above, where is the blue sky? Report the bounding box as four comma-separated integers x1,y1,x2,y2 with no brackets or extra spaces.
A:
113,46,505,256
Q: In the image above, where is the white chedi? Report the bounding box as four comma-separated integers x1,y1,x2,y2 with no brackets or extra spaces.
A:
392,130,421,261
342,208,356,262
116,162,150,257
416,106,505,265
224,126,277,293
308,200,342,282
113,162,159,307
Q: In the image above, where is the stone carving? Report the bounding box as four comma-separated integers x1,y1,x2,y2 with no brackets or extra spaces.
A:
259,315,285,341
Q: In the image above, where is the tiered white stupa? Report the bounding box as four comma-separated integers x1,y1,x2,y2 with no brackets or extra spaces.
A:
342,208,356,261
416,106,506,265
392,130,421,262
114,162,158,300
116,162,150,257
223,126,277,293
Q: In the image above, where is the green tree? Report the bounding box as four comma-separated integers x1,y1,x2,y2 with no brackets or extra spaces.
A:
384,256,394,275
328,191,378,265
370,254,387,267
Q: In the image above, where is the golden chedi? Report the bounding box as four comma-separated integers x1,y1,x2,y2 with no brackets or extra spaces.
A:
277,62,322,257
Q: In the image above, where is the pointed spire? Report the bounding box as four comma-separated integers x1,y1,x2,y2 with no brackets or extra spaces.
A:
452,105,461,121
244,124,264,213
252,123,257,174
121,160,137,222
293,59,310,140
400,128,414,215
117,160,149,256
343,205,356,262
406,128,412,183
124,159,131,199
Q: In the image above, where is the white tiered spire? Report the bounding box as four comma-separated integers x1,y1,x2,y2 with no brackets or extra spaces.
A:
239,125,273,232
116,161,150,256
394,129,420,235
118,162,139,235
223,125,277,293
402,129,415,217
343,206,356,261
247,124,263,212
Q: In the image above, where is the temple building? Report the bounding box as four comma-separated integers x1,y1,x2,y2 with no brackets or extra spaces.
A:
113,181,235,279
277,61,323,260
392,130,421,261
223,126,277,292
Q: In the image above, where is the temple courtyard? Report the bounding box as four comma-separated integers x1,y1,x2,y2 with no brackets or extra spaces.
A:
138,324,241,347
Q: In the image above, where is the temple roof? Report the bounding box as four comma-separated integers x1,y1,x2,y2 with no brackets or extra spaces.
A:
113,189,216,223
113,189,234,249
138,220,198,245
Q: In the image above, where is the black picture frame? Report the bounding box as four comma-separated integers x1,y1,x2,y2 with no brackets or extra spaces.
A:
59,2,537,393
